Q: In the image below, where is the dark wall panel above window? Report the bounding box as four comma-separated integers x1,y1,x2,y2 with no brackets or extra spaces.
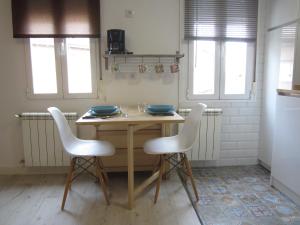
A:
11,0,100,38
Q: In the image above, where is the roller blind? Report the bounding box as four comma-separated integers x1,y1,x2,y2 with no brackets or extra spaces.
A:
184,0,258,41
11,0,100,38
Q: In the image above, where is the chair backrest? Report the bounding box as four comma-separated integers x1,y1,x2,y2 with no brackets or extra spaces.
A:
48,107,77,154
178,103,207,151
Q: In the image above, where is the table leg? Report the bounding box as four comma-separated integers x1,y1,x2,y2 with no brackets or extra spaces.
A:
162,123,171,180
94,125,99,139
127,125,134,209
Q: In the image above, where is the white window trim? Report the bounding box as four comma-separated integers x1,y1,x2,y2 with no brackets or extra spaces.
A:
24,38,98,99
187,40,255,100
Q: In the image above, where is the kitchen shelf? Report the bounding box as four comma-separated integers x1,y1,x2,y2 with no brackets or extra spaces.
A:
103,52,184,70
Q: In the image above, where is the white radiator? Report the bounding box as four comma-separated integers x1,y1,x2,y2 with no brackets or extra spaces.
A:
17,112,78,167
178,108,222,161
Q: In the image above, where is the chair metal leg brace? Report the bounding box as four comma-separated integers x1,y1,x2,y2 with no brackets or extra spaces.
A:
71,157,98,181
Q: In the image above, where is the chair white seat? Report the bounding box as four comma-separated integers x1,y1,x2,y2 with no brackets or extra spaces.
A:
144,135,190,155
48,107,115,158
67,139,115,157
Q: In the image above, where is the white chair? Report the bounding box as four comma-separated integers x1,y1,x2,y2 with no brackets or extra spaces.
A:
144,103,207,203
48,107,115,210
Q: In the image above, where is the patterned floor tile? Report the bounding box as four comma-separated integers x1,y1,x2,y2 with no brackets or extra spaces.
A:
249,183,270,192
237,194,264,206
209,185,231,195
289,218,300,225
273,204,300,218
241,176,259,183
223,176,241,185
259,192,283,205
247,205,273,217
227,184,251,194
182,165,300,225
223,205,251,218
198,195,216,206
217,195,240,206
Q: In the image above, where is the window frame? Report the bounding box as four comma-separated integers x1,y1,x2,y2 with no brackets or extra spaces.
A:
24,38,98,99
187,40,255,100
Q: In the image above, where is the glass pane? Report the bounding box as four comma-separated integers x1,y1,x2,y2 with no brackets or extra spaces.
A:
66,38,92,94
193,41,216,95
224,42,247,95
30,38,57,94
278,24,297,90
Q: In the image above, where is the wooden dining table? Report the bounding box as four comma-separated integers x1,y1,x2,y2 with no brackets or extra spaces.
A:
76,106,184,209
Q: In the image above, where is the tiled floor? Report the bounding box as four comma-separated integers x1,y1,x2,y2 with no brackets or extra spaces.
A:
183,165,300,225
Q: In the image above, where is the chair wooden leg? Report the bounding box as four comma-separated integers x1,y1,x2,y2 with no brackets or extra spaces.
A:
152,156,161,175
179,153,187,183
154,155,165,204
69,170,74,190
68,159,77,190
183,153,199,202
61,157,76,210
162,160,168,180
97,157,109,185
96,158,110,205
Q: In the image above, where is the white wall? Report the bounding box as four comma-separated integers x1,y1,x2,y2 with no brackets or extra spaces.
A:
267,0,300,29
100,0,180,105
0,0,179,169
0,0,266,171
259,0,300,168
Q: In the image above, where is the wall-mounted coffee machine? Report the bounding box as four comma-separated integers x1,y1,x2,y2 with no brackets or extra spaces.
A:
106,29,132,54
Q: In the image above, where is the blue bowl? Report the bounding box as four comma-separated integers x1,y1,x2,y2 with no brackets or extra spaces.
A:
90,105,118,114
147,105,175,113
89,108,120,116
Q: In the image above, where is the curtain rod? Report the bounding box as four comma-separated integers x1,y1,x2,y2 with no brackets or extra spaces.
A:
268,18,300,32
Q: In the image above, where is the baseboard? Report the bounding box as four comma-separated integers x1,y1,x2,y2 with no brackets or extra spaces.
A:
0,166,152,175
191,158,258,167
1,159,260,174
0,166,69,175
271,176,300,206
258,159,271,171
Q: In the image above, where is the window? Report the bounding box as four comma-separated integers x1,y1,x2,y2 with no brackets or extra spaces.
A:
29,38,58,94
184,0,258,100
278,24,297,90
26,38,98,98
188,40,255,100
192,41,216,96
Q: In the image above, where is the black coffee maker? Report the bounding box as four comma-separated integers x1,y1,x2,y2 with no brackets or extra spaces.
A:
107,29,125,54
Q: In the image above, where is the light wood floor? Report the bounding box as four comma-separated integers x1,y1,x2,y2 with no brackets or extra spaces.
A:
0,172,201,225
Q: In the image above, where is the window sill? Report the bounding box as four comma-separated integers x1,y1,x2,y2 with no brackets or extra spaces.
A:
26,94,99,100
